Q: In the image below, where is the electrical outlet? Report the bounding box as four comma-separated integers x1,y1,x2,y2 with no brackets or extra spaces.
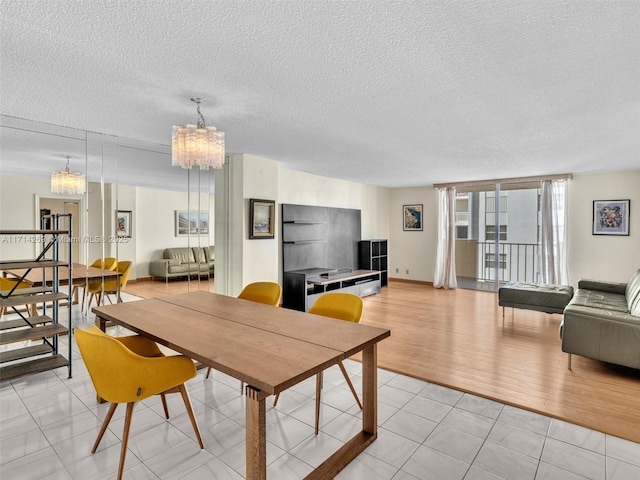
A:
406,269,409,274
395,268,399,273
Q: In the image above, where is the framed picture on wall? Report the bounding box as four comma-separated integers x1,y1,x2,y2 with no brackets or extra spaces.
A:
175,210,209,236
592,199,630,236
249,199,275,239
403,204,423,231
116,210,132,238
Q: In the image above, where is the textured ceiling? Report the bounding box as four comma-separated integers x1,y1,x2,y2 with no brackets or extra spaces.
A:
1,0,639,189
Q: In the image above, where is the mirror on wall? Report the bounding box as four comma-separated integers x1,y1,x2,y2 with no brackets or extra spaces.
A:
0,115,215,286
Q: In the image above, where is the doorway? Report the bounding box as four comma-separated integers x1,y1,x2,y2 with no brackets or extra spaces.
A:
37,197,82,264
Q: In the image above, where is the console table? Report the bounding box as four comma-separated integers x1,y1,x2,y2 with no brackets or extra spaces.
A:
283,267,381,311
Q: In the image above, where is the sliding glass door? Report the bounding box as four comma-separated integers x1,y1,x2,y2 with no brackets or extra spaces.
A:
455,182,541,291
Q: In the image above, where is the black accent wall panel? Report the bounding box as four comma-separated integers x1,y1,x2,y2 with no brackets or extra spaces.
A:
282,204,361,273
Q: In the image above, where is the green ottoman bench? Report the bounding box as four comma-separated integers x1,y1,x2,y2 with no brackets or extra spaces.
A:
499,282,574,319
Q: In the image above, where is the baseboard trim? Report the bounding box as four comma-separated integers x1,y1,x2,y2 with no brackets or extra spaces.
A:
129,277,152,283
388,278,433,286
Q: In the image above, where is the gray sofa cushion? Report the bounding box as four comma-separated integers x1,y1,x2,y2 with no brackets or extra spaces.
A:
165,248,195,264
168,263,210,274
192,247,207,263
499,282,573,313
569,289,629,313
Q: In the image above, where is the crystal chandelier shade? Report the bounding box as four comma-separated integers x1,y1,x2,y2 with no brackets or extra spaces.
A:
172,98,225,170
51,157,86,194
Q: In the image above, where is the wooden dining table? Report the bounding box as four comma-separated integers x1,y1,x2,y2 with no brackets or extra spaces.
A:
5,262,121,304
92,290,390,480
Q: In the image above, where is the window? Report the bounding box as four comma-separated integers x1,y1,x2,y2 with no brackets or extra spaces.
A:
500,196,508,213
456,225,468,239
486,225,507,241
485,253,507,269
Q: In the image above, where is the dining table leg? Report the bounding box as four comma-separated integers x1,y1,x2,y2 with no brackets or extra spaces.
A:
362,343,378,435
304,345,379,480
246,385,268,480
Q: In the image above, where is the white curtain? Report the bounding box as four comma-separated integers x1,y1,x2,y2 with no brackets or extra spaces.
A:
434,187,457,289
539,179,568,285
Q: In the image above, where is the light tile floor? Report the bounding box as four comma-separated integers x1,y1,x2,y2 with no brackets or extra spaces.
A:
1,298,640,480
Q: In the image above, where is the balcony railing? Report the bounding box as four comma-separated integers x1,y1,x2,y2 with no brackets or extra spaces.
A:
456,240,540,286
477,241,540,284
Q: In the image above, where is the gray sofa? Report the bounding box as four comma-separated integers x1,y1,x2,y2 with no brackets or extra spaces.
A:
560,268,640,370
149,246,214,281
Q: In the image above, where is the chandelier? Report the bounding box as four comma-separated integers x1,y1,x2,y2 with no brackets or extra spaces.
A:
51,156,86,194
172,97,225,169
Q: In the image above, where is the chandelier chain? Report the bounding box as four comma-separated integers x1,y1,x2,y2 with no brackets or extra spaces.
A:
195,103,206,129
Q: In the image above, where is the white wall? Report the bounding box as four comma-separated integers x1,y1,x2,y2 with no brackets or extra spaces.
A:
110,184,137,278
567,170,640,284
241,155,280,288
135,186,214,280
388,187,439,282
278,168,390,239
0,175,86,261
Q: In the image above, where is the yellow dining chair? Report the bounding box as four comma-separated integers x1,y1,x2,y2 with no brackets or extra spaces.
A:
80,257,118,311
86,260,132,309
0,277,36,319
205,281,282,382
75,325,204,480
273,292,364,435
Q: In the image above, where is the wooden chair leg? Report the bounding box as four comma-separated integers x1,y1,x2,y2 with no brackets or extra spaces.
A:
160,394,170,419
92,402,118,453
118,402,135,480
178,384,204,449
338,361,362,410
273,392,280,407
315,372,323,435
205,367,211,379
88,292,97,309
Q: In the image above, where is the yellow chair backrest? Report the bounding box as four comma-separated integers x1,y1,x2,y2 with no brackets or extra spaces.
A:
74,325,195,404
103,261,132,292
0,277,30,292
309,292,363,323
86,258,119,290
90,257,118,271
238,282,281,306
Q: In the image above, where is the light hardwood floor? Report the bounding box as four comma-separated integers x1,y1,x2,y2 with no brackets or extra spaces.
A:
125,278,640,444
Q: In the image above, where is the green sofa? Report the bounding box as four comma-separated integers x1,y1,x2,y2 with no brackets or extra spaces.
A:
149,246,214,282
560,268,640,370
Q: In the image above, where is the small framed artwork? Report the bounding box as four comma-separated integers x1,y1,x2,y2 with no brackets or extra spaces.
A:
249,199,275,239
175,210,209,236
116,210,132,238
403,204,423,231
592,200,630,236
